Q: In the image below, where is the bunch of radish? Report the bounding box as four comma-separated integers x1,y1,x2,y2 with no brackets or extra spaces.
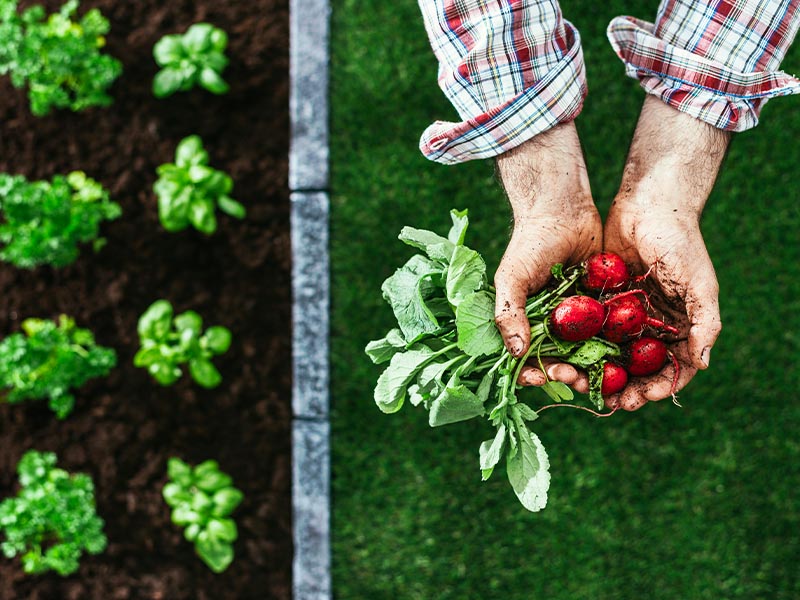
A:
548,252,680,399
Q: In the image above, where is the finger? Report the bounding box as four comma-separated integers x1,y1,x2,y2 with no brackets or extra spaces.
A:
641,343,697,401
684,277,721,370
544,362,580,386
518,365,547,386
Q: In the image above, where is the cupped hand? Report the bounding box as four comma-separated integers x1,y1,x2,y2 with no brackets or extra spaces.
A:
493,122,602,389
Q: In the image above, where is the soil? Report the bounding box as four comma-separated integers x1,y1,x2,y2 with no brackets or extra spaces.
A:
0,1,291,599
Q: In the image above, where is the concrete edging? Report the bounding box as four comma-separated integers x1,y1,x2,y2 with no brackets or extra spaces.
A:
289,0,331,599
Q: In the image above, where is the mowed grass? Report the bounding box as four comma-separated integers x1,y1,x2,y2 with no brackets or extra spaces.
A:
329,1,800,598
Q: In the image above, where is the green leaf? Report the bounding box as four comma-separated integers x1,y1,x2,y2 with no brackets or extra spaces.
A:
152,67,185,98
479,423,506,480
167,457,193,486
447,208,469,245
373,348,435,414
189,198,217,234
138,300,174,341
217,195,245,219
475,369,496,404
153,34,184,65
175,136,208,168
172,505,201,526
199,67,229,94
541,381,574,403
445,245,486,307
428,381,485,427
398,226,454,262
588,363,605,411
380,255,443,343
183,23,215,53
364,328,406,364
174,311,203,334
194,461,233,492
455,291,504,357
189,358,222,388
206,518,237,542
566,338,620,368
212,488,244,517
506,423,550,512
195,532,234,573
162,482,192,507
204,326,232,354
148,361,182,386
513,403,539,422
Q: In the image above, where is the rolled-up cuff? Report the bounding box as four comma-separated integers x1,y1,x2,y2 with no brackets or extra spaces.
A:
420,20,587,165
608,16,800,131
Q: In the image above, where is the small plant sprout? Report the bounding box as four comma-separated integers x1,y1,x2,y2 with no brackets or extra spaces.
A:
135,299,232,388
152,23,229,98
0,0,122,116
153,135,245,235
0,450,107,576
0,170,121,268
163,457,243,573
0,315,117,418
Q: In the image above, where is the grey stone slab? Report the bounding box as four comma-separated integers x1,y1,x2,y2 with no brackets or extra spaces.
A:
293,420,331,598
291,191,329,419
290,0,330,190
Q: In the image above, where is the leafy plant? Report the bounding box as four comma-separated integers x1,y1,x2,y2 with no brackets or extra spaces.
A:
366,210,622,512
152,23,229,98
0,170,121,269
153,135,245,234
134,299,232,388
163,457,243,573
0,0,122,116
0,450,107,575
0,315,117,418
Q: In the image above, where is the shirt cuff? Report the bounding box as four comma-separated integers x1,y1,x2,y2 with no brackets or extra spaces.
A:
420,20,587,165
607,16,800,131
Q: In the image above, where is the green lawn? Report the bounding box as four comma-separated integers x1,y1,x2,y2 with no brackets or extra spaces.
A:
329,1,800,598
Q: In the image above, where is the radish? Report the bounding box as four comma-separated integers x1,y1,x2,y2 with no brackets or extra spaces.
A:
583,252,630,292
601,362,628,395
626,337,667,376
549,295,605,342
602,291,680,343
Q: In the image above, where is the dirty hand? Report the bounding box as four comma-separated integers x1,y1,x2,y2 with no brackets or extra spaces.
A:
494,122,602,391
603,96,730,411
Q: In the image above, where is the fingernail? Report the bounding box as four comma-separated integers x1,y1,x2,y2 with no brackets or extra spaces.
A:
701,346,711,368
507,335,523,357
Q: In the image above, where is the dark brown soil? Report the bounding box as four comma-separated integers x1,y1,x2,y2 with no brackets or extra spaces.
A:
0,1,291,598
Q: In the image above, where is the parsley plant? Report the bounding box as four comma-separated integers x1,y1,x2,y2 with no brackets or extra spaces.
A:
163,457,243,573
152,23,229,98
0,315,117,418
0,170,121,269
153,135,245,235
0,0,122,116
0,450,107,576
135,299,232,388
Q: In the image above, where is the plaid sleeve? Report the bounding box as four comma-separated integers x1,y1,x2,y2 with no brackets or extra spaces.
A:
608,1,800,132
418,0,587,164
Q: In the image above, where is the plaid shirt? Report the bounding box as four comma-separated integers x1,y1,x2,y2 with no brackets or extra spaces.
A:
419,0,800,164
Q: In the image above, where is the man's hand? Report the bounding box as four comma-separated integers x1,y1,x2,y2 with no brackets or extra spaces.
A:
494,122,602,390
603,96,730,410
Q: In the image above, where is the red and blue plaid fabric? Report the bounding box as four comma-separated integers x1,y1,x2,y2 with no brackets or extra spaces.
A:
418,0,587,164
609,0,800,131
418,0,800,164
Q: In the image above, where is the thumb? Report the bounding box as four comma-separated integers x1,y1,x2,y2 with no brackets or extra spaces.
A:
685,278,722,370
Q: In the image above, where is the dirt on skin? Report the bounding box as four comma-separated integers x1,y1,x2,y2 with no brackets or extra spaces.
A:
0,1,291,598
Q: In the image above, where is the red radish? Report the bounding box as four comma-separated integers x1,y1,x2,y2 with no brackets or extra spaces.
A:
583,252,630,292
626,337,668,376
601,362,628,395
602,291,680,343
549,295,605,342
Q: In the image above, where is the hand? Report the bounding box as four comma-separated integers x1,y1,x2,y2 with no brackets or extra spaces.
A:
493,122,602,390
603,96,730,411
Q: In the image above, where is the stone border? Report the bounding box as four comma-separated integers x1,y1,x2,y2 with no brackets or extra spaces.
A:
289,0,331,599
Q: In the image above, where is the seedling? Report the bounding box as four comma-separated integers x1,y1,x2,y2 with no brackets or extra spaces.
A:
0,0,122,116
153,135,245,234
152,23,229,98
0,450,107,576
163,457,243,573
0,171,121,269
0,315,117,418
134,299,232,388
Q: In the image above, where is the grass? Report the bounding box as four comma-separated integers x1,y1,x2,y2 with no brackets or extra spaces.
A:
329,2,800,598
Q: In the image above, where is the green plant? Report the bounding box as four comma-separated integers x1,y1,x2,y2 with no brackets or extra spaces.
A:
0,170,121,268
0,450,106,576
0,315,117,418
152,23,229,98
163,457,243,573
153,135,245,234
0,0,122,116
134,299,232,387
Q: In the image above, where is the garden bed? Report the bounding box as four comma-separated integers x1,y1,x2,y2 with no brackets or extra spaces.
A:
0,0,291,598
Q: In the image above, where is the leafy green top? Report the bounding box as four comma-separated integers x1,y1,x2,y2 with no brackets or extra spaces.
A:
134,299,232,388
366,210,620,512
152,23,229,98
163,457,243,573
0,171,121,269
0,450,107,576
0,315,117,418
0,0,122,116
153,135,246,235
